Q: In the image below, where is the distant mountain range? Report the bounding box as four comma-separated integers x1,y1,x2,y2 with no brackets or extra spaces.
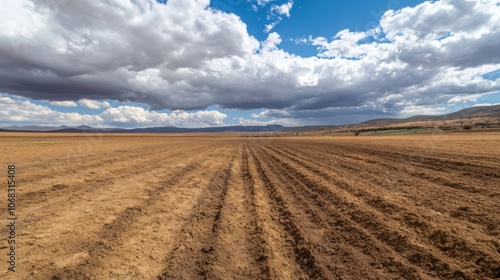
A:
284,104,500,132
0,124,286,133
358,105,500,126
1,105,499,133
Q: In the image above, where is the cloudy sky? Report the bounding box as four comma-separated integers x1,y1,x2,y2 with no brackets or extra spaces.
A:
1,0,500,128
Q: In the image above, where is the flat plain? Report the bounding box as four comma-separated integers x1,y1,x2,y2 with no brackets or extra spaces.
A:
0,132,499,279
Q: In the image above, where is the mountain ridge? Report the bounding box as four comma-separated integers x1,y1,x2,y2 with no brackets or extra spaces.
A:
359,105,500,126
1,105,499,133
0,124,286,133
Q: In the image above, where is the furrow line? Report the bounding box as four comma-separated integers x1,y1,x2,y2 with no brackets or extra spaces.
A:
48,153,215,279
258,144,479,279
252,144,425,279
248,144,330,279
268,142,499,235
157,156,235,280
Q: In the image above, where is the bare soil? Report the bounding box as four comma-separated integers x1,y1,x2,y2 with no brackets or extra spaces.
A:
0,132,499,279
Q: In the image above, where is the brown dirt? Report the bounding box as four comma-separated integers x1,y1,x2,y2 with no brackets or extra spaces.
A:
0,132,499,279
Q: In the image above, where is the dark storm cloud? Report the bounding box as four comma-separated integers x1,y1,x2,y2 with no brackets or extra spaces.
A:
0,0,499,117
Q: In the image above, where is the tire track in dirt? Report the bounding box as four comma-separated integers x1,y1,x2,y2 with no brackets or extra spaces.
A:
19,144,215,235
252,144,426,279
286,140,499,194
80,145,233,279
238,145,273,279
199,144,270,279
265,142,500,275
259,142,498,279
329,144,500,235
267,142,498,225
261,151,458,279
348,148,496,196
309,136,500,168
248,144,332,279
48,148,220,279
19,141,198,197
296,140,500,236
14,143,220,279
269,141,500,244
20,142,213,200
316,141,499,181
17,139,181,189
14,141,205,241
245,143,309,280
157,155,236,279
161,144,271,279
2,134,498,279
273,140,499,235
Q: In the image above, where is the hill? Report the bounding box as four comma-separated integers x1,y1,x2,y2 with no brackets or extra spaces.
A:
2,105,499,134
360,105,500,126
0,124,286,133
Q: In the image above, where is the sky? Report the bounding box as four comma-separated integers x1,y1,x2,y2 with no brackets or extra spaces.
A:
1,0,500,128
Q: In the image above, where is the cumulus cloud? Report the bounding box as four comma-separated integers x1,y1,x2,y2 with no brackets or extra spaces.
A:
0,96,103,125
0,95,228,128
255,0,275,7
310,30,377,59
78,99,112,110
400,105,448,116
448,94,484,104
261,32,282,51
271,1,293,18
100,105,227,127
0,0,499,123
473,102,500,107
0,0,260,110
263,0,293,32
264,22,276,33
50,100,78,107
237,117,280,126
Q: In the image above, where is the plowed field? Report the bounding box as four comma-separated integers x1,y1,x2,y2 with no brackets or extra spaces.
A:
1,133,499,279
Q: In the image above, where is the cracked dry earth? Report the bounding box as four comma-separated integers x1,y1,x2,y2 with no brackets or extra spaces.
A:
0,132,499,279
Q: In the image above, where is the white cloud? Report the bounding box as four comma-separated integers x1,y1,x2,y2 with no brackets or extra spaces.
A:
78,99,112,110
448,94,484,104
264,0,293,32
264,22,276,33
0,95,228,128
255,0,275,7
293,37,308,44
271,1,293,18
310,30,381,59
262,32,282,51
50,100,78,107
473,102,500,107
0,0,499,124
237,117,278,126
0,96,103,125
400,105,448,116
99,106,228,127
